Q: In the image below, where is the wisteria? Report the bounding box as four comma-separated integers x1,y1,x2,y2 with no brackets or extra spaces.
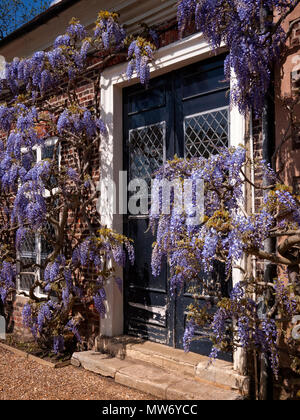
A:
177,0,299,115
0,262,16,303
126,37,156,86
183,319,196,352
0,12,142,355
150,148,300,376
210,284,282,377
94,11,126,51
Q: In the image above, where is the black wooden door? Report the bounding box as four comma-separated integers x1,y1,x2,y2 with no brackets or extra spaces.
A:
123,55,232,359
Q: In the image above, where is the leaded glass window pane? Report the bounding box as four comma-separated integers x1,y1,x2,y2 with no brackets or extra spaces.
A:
129,121,166,184
41,221,55,259
184,107,229,159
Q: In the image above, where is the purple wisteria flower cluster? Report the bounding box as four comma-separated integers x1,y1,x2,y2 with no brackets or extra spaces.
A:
177,0,299,115
14,228,135,354
4,18,89,96
126,37,156,86
0,13,141,355
0,262,16,304
150,148,300,375
94,11,126,51
210,283,282,377
57,108,107,138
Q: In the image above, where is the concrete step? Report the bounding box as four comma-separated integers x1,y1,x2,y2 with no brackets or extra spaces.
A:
71,351,242,400
96,336,250,395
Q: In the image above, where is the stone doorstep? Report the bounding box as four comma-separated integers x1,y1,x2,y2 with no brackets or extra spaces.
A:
72,352,133,378
71,351,241,400
96,336,249,395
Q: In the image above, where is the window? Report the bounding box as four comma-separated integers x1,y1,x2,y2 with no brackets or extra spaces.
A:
184,107,229,159
17,137,59,297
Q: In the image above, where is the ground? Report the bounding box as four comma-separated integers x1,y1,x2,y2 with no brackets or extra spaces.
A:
0,347,154,400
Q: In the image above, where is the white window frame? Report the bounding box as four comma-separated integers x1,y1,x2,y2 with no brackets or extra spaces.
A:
17,136,60,298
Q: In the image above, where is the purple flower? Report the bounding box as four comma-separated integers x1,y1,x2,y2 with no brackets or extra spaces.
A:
93,290,106,318
65,319,81,342
0,287,7,303
22,303,32,327
177,0,288,115
54,34,71,48
94,12,126,51
67,167,79,181
37,301,54,333
183,319,196,352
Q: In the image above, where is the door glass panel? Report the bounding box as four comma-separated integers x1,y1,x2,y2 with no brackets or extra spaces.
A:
128,85,166,114
182,65,228,99
184,107,229,159
129,121,166,185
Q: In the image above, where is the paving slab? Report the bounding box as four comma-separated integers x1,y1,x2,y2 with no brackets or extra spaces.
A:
166,378,241,400
115,361,240,400
72,351,133,378
115,363,177,399
126,341,200,377
196,361,250,394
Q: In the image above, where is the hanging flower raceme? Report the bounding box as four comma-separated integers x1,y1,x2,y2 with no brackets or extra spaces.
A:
44,255,66,285
4,18,89,97
126,37,156,86
57,107,107,139
177,0,297,115
0,261,16,303
94,11,126,51
12,180,47,229
72,228,134,317
66,18,87,42
0,106,16,132
0,104,44,194
208,283,283,377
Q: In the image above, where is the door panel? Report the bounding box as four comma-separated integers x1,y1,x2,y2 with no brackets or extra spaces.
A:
124,75,174,346
124,55,232,359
